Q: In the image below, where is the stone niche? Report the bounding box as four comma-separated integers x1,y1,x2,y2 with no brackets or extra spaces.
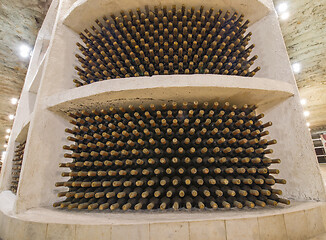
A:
0,0,325,239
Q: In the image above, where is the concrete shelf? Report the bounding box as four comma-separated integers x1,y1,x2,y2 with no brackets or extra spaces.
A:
63,0,273,33
0,191,325,240
45,74,294,118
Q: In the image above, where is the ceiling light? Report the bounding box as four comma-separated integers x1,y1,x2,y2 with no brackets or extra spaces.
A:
19,44,32,58
304,111,310,117
8,114,14,120
6,129,11,133
5,135,9,139
292,63,301,73
10,98,18,105
3,144,8,148
1,151,6,160
280,12,290,20
277,3,288,13
306,122,310,127
300,99,307,105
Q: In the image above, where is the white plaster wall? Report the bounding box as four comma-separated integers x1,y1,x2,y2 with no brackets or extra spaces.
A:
248,9,325,200
248,10,295,84
262,96,325,201
10,0,80,212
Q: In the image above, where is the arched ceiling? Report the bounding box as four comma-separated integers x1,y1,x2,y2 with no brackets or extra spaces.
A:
273,0,326,132
0,0,51,154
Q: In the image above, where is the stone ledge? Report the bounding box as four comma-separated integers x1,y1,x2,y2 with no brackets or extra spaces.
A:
45,74,294,119
63,0,272,33
0,192,325,240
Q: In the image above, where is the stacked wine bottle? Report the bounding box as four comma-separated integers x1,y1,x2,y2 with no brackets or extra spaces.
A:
74,5,260,87
55,101,289,211
11,141,26,193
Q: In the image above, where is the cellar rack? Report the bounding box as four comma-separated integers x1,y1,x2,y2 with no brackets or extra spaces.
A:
0,0,325,239
312,133,326,163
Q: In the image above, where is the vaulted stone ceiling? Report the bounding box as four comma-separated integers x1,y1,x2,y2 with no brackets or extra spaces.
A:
0,0,325,153
273,0,326,132
0,0,52,153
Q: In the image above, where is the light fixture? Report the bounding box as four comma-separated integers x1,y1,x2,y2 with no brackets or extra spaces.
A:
277,2,288,13
8,114,15,120
1,151,6,160
306,122,310,127
280,12,290,20
19,44,32,59
304,111,310,117
11,98,18,105
5,135,9,139
3,144,8,148
292,63,301,73
300,99,307,105
308,128,311,131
